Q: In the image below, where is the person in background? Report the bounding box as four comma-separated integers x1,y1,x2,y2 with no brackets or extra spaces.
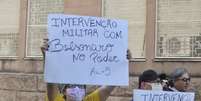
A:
138,69,163,91
167,68,201,101
158,73,171,91
131,69,163,101
168,68,191,92
41,39,132,101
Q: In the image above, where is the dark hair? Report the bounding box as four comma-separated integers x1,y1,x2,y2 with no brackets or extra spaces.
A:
158,73,174,88
138,69,158,88
170,68,188,82
159,73,167,81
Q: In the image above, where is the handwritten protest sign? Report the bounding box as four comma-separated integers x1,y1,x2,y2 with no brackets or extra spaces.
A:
44,14,128,85
133,89,195,101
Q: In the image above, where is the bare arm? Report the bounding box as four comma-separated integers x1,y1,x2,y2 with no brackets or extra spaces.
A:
41,39,59,101
97,50,131,101
46,83,59,101
98,86,114,101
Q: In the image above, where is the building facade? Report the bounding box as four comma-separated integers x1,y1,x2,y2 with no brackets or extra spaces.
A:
0,0,201,100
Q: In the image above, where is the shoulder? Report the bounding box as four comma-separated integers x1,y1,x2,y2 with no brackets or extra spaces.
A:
54,93,65,101
84,90,100,101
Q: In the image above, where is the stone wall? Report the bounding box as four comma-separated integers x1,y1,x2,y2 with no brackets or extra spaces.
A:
0,59,201,101
0,60,46,101
0,73,45,101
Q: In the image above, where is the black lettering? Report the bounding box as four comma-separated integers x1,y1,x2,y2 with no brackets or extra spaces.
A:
149,94,154,101
48,39,63,52
90,44,101,52
51,18,60,27
64,42,75,51
90,67,96,76
158,94,163,101
104,30,123,39
67,17,73,27
171,94,177,101
89,19,96,27
72,53,85,63
90,52,119,63
75,28,81,37
105,44,114,53
111,21,117,28
96,19,106,28
69,41,76,51
164,93,170,101
88,29,93,36
106,19,112,28
178,94,183,101
90,66,111,76
153,94,160,101
48,40,114,53
62,28,98,38
61,18,68,27
104,30,110,38
90,52,98,63
78,17,85,27
51,17,118,29
141,94,148,101
72,17,78,26
84,18,89,27
179,94,189,101
62,29,73,37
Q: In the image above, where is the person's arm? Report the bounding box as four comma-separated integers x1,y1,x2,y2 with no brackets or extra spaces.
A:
41,39,59,101
96,50,130,101
98,86,114,101
46,83,59,101
84,86,114,101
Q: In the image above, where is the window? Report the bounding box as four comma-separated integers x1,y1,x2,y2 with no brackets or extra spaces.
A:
0,0,20,57
156,0,201,58
26,0,64,57
103,0,146,58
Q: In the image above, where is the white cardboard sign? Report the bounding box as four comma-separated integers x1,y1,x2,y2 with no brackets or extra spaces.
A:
133,89,195,101
44,14,128,86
